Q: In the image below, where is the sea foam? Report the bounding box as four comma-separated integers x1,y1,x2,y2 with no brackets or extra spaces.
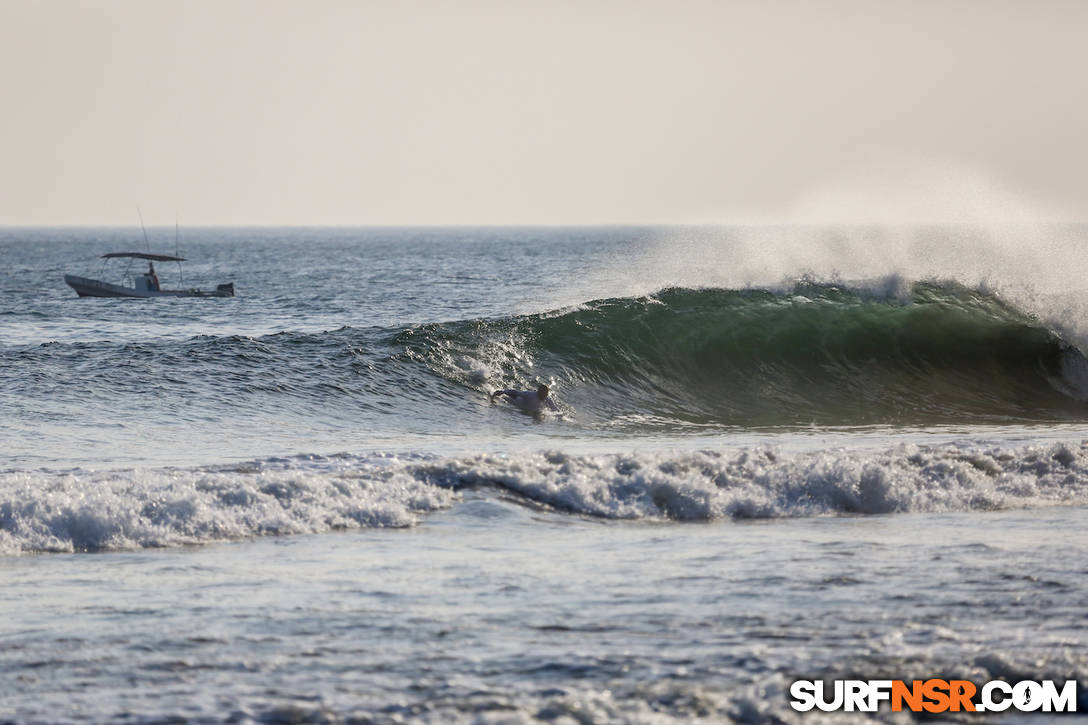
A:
3,441,1088,554
0,454,457,555
420,441,1088,520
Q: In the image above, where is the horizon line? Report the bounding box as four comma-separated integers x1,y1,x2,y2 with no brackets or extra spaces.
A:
3,220,1087,230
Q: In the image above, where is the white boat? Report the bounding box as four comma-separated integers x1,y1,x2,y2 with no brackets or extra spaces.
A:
65,252,235,298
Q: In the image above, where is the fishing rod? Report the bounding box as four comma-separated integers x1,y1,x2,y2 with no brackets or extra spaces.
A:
176,213,183,284
137,206,150,252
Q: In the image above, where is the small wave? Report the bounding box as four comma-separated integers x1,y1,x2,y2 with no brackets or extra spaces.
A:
0,454,457,555
413,441,1088,520
4,441,1088,554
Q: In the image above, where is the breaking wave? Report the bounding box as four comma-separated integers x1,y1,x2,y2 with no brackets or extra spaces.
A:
10,278,1088,435
4,440,1088,554
402,278,1088,427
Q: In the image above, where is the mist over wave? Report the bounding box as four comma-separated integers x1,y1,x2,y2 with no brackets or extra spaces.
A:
405,278,1088,428
9,225,1088,472
10,277,1088,439
7,227,1088,724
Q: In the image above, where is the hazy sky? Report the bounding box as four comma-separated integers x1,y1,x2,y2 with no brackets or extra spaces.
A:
2,0,1086,225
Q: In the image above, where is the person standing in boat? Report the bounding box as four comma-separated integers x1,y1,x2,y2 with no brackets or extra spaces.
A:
146,261,160,291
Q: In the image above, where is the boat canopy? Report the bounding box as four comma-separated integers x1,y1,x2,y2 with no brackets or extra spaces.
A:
101,252,186,262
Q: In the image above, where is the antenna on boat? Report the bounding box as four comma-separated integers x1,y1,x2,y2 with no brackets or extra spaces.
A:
175,213,183,284
137,206,150,252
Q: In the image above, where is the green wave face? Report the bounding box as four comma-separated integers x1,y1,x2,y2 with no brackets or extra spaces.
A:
401,280,1088,428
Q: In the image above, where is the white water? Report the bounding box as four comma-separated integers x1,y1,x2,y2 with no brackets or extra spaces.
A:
5,439,1088,555
2,497,1085,722
5,227,1088,721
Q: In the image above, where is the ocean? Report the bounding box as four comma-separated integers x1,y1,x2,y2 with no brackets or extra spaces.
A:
2,225,1087,722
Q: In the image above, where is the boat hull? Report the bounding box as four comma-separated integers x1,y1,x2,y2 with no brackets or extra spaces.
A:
64,275,234,298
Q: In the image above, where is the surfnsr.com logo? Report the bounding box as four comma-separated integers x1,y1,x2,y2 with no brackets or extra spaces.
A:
790,679,1078,713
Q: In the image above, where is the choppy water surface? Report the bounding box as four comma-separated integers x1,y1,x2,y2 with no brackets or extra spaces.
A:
3,502,1086,722
3,226,1088,721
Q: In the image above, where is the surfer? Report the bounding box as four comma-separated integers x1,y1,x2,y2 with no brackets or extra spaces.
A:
490,384,558,413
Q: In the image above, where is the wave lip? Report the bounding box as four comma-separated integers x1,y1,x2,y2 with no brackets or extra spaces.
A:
11,278,1088,435
404,278,1088,428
